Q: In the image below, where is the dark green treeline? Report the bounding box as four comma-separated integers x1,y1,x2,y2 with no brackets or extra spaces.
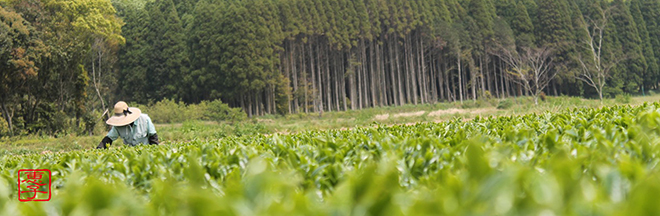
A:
99,0,660,116
4,0,660,136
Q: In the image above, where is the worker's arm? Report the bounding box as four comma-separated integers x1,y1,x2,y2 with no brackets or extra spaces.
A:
96,136,113,149
97,126,119,149
146,115,159,145
148,134,159,145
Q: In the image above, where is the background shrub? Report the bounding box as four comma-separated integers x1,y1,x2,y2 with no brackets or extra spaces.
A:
204,99,247,123
615,93,632,104
497,99,513,109
0,116,9,137
142,99,247,124
141,99,190,124
540,92,547,101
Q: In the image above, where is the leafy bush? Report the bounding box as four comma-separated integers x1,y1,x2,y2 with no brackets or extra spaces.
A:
232,122,267,136
143,99,246,124
615,93,632,104
181,120,200,133
539,91,547,101
497,99,513,109
186,101,209,120
461,99,493,109
479,90,493,100
204,99,247,123
142,98,192,124
0,116,8,136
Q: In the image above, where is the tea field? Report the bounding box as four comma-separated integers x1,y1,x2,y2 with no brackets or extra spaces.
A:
1,103,660,215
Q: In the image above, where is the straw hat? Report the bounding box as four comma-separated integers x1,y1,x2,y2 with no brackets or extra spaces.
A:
105,101,142,126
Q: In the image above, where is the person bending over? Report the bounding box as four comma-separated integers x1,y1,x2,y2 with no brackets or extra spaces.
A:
97,101,159,149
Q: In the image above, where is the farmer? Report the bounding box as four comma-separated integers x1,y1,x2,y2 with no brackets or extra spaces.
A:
96,101,159,149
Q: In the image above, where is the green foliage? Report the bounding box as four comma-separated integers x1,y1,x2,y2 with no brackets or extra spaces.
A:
0,5,44,136
2,0,124,136
466,0,496,50
142,99,246,124
481,90,493,99
460,99,491,109
6,0,660,138
141,98,197,124
511,1,535,47
2,103,660,214
115,2,152,103
496,99,512,109
231,122,268,136
0,116,8,137
631,0,660,90
145,0,190,101
615,93,632,104
608,0,645,93
273,74,292,116
536,0,575,64
204,99,247,123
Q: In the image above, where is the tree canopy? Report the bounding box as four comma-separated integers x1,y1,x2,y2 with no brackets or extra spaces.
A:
3,0,660,135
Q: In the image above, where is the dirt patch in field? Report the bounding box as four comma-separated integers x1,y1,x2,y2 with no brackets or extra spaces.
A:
336,118,355,122
392,111,426,118
428,108,467,116
427,108,495,117
374,114,390,120
257,119,275,123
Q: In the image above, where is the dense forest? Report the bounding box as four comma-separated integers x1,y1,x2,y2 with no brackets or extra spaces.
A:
3,0,660,135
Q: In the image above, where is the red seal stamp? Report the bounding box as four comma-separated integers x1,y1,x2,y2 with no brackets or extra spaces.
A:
17,169,51,202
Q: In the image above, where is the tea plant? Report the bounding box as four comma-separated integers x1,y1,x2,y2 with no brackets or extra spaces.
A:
1,103,660,215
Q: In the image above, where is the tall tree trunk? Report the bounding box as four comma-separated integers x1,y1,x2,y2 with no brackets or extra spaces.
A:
377,43,387,106
419,35,427,104
458,52,464,103
499,58,505,98
326,46,331,112
248,93,253,118
342,52,347,111
471,58,477,101
297,43,305,113
316,43,323,113
359,45,364,108
505,64,511,97
311,41,318,113
403,38,410,104
284,42,292,114
355,49,362,109
335,52,341,111
492,57,499,98
92,49,106,114
0,102,14,136
389,37,399,106
432,53,439,103
408,36,417,104
349,52,356,110
369,41,377,107
395,37,404,105
304,41,309,113
479,57,485,98
361,41,369,108
293,43,300,113
436,56,442,101
444,61,452,102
